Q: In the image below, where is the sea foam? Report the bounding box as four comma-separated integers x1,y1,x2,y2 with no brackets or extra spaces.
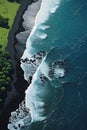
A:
25,47,65,122
25,44,67,122
21,0,60,59
21,0,60,81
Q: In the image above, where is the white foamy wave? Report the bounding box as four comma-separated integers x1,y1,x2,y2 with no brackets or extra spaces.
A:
35,0,60,25
21,63,36,81
50,5,59,13
54,66,65,78
37,33,47,39
25,75,48,122
25,58,55,122
40,60,51,80
25,48,65,122
21,0,60,59
8,100,31,130
39,25,50,30
21,0,62,124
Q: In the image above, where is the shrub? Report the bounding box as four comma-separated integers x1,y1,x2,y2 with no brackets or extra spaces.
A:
0,50,13,102
0,45,2,48
0,98,3,103
7,0,23,3
0,87,6,92
0,15,9,29
6,77,11,82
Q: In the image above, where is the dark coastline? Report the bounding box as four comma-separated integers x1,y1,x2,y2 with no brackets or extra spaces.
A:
0,0,34,130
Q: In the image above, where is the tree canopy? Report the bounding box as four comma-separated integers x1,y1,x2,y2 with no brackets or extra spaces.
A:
0,15,9,29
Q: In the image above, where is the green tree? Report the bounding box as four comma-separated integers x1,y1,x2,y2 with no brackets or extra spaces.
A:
0,98,3,104
0,15,9,29
6,77,11,82
0,45,2,48
0,87,6,92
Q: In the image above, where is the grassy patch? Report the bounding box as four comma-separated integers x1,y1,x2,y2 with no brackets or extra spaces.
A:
0,0,20,50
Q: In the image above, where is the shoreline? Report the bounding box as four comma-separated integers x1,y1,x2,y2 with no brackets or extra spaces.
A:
0,0,36,130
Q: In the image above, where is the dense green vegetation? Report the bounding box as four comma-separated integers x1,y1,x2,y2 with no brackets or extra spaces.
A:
0,46,13,105
7,0,23,3
0,0,20,49
0,15,9,29
0,0,20,106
